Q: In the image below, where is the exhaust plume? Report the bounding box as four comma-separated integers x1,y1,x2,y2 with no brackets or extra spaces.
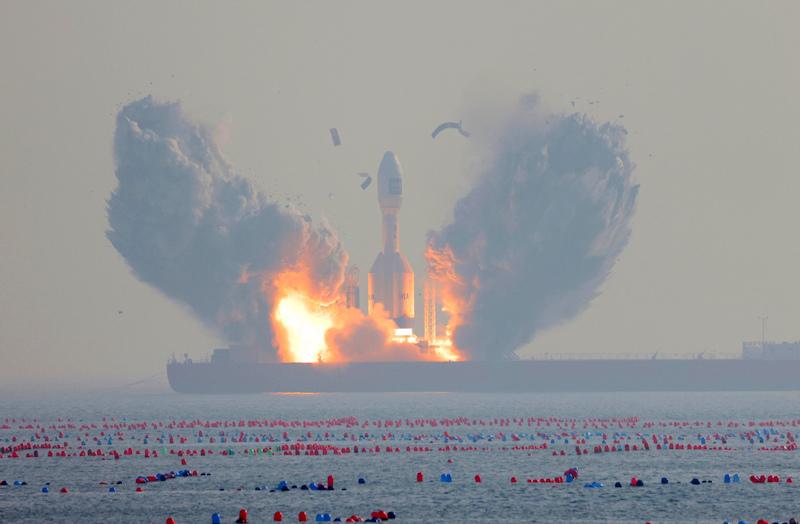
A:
107,96,348,360
427,95,638,360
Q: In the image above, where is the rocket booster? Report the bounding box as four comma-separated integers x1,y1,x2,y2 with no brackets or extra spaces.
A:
368,152,415,328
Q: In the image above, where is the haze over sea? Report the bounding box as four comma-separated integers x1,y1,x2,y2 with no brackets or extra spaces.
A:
1,390,799,523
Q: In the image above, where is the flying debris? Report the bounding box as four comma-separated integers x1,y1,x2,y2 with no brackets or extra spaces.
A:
329,128,341,146
431,121,470,139
357,172,372,190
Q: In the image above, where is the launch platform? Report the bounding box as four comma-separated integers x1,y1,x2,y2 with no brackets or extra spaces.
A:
167,353,800,394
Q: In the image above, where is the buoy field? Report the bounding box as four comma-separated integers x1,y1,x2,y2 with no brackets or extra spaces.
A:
1,391,799,523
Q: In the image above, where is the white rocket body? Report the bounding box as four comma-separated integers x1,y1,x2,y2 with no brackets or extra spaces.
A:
368,151,415,328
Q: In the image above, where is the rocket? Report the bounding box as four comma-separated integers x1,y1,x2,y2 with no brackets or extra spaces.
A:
368,151,415,328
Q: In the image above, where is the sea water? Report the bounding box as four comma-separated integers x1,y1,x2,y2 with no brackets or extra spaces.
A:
0,390,798,523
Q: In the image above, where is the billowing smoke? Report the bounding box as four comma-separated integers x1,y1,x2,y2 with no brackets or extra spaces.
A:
427,96,638,360
107,96,348,359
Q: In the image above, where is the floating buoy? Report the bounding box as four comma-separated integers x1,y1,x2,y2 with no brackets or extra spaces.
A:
630,477,638,486
274,511,283,521
614,482,622,488
358,478,366,484
690,478,700,485
298,511,308,522
474,474,481,483
108,487,116,493
59,487,68,493
661,477,669,484
41,487,49,493
510,476,517,483
416,472,423,482
136,487,144,492
212,513,222,524
236,509,248,523
166,518,176,524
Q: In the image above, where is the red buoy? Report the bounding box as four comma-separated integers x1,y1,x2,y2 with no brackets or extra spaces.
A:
510,476,518,483
474,474,482,483
237,508,248,523
166,518,176,524
298,511,308,522
274,511,283,522
416,472,423,482
59,487,68,493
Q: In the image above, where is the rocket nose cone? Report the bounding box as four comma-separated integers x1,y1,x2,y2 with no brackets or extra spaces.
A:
378,151,402,179
377,151,403,207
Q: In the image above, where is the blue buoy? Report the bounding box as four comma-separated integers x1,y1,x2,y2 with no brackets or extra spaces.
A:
724,473,731,483
211,513,222,524
41,487,49,493
661,477,669,484
358,477,366,484
108,487,116,493
614,482,622,488
732,473,740,483
635,479,644,487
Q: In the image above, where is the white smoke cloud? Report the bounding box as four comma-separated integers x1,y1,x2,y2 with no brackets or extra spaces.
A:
428,95,638,359
107,96,348,359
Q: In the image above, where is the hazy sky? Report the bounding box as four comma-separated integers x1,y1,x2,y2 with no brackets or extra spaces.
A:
1,1,798,387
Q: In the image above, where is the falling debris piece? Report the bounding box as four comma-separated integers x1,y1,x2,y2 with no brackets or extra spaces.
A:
431,121,470,139
357,172,372,190
329,128,341,146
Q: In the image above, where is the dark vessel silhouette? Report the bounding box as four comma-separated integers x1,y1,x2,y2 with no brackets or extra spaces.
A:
167,343,800,393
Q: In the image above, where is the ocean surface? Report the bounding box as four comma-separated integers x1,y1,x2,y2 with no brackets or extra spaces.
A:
1,390,799,523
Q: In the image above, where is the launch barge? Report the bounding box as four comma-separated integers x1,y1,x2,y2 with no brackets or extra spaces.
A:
167,346,800,394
